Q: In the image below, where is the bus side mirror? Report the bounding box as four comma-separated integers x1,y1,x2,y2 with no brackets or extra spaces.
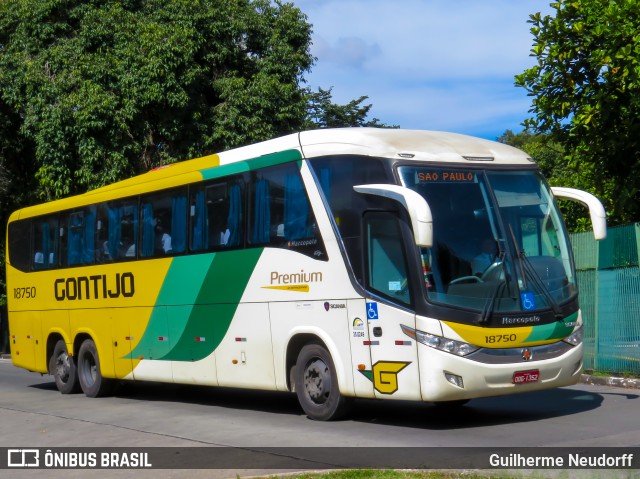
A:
551,187,607,241
354,184,433,247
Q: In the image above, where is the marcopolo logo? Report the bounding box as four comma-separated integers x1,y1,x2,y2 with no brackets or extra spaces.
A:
54,273,135,301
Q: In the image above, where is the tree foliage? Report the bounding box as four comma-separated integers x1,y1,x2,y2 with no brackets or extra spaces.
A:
0,0,391,308
0,0,315,199
498,129,595,232
515,0,640,225
304,87,396,129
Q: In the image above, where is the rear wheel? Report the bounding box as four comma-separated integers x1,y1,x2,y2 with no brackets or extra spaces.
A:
77,339,114,398
294,343,351,421
49,340,80,394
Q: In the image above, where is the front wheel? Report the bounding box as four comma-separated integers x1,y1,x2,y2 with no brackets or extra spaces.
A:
77,339,114,398
294,343,351,421
49,340,81,394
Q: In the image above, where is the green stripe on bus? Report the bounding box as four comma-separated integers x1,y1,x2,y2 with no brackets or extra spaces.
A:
127,248,263,361
200,149,302,181
524,311,580,343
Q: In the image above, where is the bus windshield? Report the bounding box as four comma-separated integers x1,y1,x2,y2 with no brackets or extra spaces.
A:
398,166,577,315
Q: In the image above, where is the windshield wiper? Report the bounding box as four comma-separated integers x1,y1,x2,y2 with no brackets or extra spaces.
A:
477,239,515,325
477,254,506,325
520,253,564,319
507,225,563,319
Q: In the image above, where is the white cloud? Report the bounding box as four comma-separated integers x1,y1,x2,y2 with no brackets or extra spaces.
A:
293,0,554,138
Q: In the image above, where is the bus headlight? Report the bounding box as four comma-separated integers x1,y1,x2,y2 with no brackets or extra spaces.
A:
563,325,583,346
401,325,479,357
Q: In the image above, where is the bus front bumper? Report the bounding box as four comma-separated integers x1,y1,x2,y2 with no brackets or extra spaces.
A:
418,342,583,402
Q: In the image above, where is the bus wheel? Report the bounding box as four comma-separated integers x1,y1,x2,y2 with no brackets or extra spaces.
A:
77,339,113,398
50,340,81,394
294,343,351,421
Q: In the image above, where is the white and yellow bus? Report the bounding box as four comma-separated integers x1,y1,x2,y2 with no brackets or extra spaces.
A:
6,128,607,420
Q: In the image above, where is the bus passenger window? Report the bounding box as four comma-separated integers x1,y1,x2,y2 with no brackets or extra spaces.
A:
190,177,244,252
248,163,326,260
32,215,59,269
103,202,138,260
140,188,187,257
65,207,96,266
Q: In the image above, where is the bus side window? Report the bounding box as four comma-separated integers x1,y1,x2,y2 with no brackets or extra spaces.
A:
8,220,31,272
103,201,138,260
65,208,96,267
190,176,244,252
140,187,187,258
33,215,59,269
364,211,412,306
248,163,325,259
96,205,112,262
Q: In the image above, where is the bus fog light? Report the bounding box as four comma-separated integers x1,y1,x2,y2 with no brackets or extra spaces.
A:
444,372,464,388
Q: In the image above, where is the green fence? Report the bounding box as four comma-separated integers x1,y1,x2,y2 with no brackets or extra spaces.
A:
570,223,640,374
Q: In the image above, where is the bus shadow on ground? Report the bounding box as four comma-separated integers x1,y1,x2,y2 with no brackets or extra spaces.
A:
30,378,631,429
349,387,621,430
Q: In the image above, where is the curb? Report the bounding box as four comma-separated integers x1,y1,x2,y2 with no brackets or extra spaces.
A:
580,373,640,389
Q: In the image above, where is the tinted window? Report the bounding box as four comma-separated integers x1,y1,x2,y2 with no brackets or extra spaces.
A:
33,215,59,269
141,188,187,257
62,206,97,266
248,163,326,260
8,220,31,272
190,176,245,252
309,155,392,277
365,212,412,306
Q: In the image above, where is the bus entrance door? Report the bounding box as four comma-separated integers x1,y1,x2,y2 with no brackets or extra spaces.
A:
364,301,420,401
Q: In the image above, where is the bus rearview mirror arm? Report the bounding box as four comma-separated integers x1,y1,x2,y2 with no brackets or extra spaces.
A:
550,187,607,241
354,184,433,247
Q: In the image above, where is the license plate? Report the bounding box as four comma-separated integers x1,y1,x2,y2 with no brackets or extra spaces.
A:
513,369,539,384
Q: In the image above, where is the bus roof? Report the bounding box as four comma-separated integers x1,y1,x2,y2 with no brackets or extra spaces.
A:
10,128,533,220
297,128,533,164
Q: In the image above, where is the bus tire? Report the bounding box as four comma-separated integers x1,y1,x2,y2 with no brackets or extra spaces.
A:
50,340,81,394
77,339,113,398
294,343,351,421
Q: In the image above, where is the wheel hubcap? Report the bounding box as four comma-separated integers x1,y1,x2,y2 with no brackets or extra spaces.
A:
55,353,70,382
304,358,331,405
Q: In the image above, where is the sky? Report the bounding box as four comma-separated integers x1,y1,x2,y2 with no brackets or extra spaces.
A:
293,0,555,140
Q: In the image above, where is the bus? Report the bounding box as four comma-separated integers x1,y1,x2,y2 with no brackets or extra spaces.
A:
5,128,606,421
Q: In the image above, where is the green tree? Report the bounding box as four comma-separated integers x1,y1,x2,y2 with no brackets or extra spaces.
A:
304,87,396,129
515,0,640,225
0,0,315,200
0,0,390,309
498,129,595,232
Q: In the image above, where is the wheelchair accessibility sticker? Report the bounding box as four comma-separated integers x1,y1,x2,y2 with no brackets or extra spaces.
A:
521,291,536,311
366,302,379,320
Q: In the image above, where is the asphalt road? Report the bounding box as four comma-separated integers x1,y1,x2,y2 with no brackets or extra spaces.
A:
1,358,639,478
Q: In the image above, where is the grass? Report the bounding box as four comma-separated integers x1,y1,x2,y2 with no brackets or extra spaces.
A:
265,471,518,479
585,370,640,379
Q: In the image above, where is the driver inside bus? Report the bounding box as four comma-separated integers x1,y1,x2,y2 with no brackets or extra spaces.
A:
471,238,497,277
